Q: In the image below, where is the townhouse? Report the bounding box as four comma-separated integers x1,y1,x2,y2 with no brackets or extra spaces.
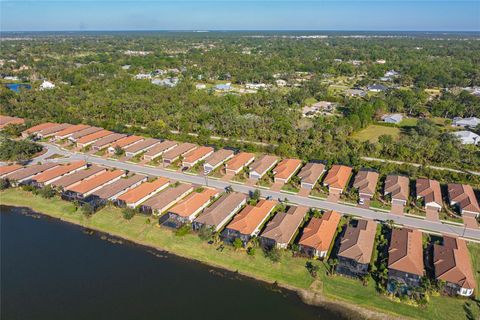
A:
272,158,302,184
203,149,234,174
30,161,88,187
91,133,127,152
76,130,113,149
353,170,379,204
182,146,214,169
142,140,177,161
222,199,277,245
140,183,193,216
54,124,90,140
63,169,125,200
21,122,58,138
0,115,24,129
162,142,197,165
384,175,410,206
297,162,325,190
260,205,308,249
224,152,255,176
248,155,279,180
416,178,443,211
35,123,72,139
193,192,247,232
298,210,341,259
107,135,144,154
0,164,23,178
124,138,161,158
323,165,352,194
50,166,107,190
68,126,103,142
447,183,480,216
387,228,424,289
336,219,377,278
162,188,220,227
116,177,170,208
4,163,59,186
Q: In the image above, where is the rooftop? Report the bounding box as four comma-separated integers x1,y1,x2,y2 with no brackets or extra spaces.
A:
204,149,234,167
168,188,219,218
183,146,214,164
5,163,58,181
69,126,103,140
249,154,279,174
124,138,160,154
448,183,480,214
163,142,197,160
297,162,325,185
225,152,255,171
66,169,124,194
117,177,170,204
50,166,106,188
226,199,277,235
261,205,308,244
323,165,352,190
384,175,410,201
76,130,113,144
299,210,342,252
194,192,247,227
91,174,147,200
273,158,302,180
353,170,379,196
55,124,90,138
141,183,194,211
416,178,442,208
388,228,423,276
111,135,144,149
338,219,377,264
32,160,87,183
143,140,178,157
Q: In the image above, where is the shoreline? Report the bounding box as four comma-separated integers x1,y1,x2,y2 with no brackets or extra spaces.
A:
0,201,395,320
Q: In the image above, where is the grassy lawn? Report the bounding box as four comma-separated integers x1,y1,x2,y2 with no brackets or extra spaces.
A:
304,97,317,105
370,199,391,211
281,183,300,193
352,125,401,143
1,188,479,320
398,118,419,127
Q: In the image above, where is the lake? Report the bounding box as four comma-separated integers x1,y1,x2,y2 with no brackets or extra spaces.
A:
0,205,349,320
4,83,31,92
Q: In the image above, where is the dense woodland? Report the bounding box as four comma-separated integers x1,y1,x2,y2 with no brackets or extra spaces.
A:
1,32,479,176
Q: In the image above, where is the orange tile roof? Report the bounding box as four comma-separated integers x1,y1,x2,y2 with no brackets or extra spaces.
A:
55,124,90,138
183,146,214,164
168,188,220,218
388,228,423,276
226,199,277,235
66,169,124,194
0,116,24,128
416,178,442,208
110,135,144,149
337,219,377,264
299,210,342,252
273,158,302,180
448,183,480,214
117,177,170,204
32,161,87,183
0,164,23,176
23,122,57,134
323,165,352,190
225,152,255,171
76,130,113,144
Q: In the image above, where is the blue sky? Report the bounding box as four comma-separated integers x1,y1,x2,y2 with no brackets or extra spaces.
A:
1,1,479,31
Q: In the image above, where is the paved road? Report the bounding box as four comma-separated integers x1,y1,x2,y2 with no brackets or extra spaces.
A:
40,143,480,242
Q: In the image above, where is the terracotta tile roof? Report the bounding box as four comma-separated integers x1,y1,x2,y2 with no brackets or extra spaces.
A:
39,123,72,136
226,200,277,235
194,192,247,229
249,155,279,175
91,175,147,200
23,122,57,135
162,143,197,161
55,124,90,138
0,115,24,128
388,228,423,276
225,152,255,172
124,138,160,154
32,161,87,183
353,170,379,197
323,165,352,190
168,187,220,218
297,162,325,185
117,177,170,204
0,164,23,177
261,205,308,245
338,219,377,264
183,146,214,164
416,178,442,208
5,163,58,181
434,236,476,290
204,149,234,167
69,126,103,140
299,210,342,252
143,140,177,157
76,130,113,145
51,166,106,188
447,183,480,214
110,135,144,149
141,183,194,211
66,169,124,194
273,159,302,180
384,175,410,201
92,133,126,149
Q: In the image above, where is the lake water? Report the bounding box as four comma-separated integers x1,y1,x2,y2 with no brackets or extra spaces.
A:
4,83,31,92
0,205,349,320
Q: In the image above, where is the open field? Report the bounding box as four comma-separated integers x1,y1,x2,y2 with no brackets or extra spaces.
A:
352,125,401,143
1,188,479,320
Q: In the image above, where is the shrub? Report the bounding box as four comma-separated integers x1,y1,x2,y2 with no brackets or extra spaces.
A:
122,208,136,220
0,178,10,190
233,237,243,250
81,203,95,217
38,185,56,198
198,225,214,241
247,247,256,256
175,224,191,237
264,247,281,263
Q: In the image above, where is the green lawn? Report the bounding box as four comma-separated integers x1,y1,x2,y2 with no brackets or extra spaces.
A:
352,125,401,143
398,118,419,127
1,188,479,320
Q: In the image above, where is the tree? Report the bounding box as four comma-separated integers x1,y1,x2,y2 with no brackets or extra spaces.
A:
198,225,214,241
122,207,136,220
233,238,243,250
305,261,320,278
114,145,124,156
0,178,10,190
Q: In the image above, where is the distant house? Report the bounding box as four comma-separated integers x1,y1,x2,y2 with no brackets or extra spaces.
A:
142,140,178,161
68,126,103,142
272,159,302,184
248,155,279,180
245,83,267,90
151,77,179,87
76,130,113,149
162,143,197,165
260,205,307,249
336,219,377,278
161,188,220,227
298,210,341,259
108,135,144,154
451,131,480,145
384,175,409,206
30,161,88,187
381,114,403,124
0,115,25,130
353,170,379,204
182,146,214,169
135,73,152,80
0,164,23,178
50,166,106,190
195,83,206,89
222,199,277,245
323,165,352,195
40,80,55,90
416,178,443,211
35,123,72,139
116,178,170,208
367,84,387,92
4,163,59,186
345,89,366,97
388,228,424,289
193,192,247,232
215,83,231,91
447,183,480,216
297,163,325,190
203,149,234,174
302,101,335,117
91,133,127,152
54,124,90,140
124,138,161,158
21,122,59,139
140,183,193,216
452,117,479,128
276,79,287,87
63,170,125,201
433,236,476,297
225,152,255,175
